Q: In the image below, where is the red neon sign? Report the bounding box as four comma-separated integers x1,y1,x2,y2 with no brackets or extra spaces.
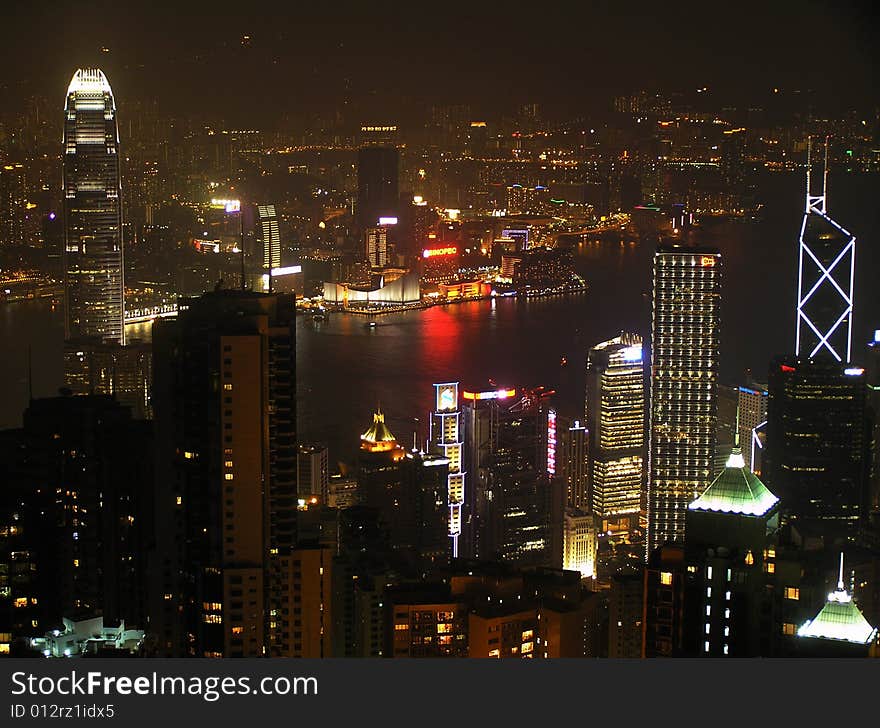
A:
423,246,458,258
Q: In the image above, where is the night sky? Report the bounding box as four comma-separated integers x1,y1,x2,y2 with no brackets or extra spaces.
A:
2,0,878,124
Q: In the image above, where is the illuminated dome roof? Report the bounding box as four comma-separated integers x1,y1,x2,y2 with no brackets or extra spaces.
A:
67,68,114,96
360,410,398,451
798,556,877,645
688,446,779,517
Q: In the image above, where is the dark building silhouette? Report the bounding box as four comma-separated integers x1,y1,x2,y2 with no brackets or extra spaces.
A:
150,290,296,657
0,395,152,649
765,356,870,543
357,146,399,232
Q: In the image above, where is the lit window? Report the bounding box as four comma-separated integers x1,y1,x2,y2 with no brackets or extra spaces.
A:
489,649,500,658
394,623,408,631
225,461,233,468
784,587,799,600
225,474,234,481
224,384,233,391
782,623,796,636
707,566,713,580
704,641,709,653
660,571,673,586
176,496,182,506
723,645,729,655
232,626,243,635
764,562,775,574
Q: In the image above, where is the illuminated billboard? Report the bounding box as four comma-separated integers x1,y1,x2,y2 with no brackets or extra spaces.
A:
435,382,459,412
423,246,458,258
210,198,241,213
462,389,516,401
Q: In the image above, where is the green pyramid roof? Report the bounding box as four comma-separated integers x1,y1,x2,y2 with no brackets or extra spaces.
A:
798,591,877,645
688,448,779,517
798,556,878,645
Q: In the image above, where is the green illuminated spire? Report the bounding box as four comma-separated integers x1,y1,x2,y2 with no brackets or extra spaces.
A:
688,444,779,517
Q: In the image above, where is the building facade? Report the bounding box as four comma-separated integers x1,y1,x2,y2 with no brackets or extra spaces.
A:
647,246,721,556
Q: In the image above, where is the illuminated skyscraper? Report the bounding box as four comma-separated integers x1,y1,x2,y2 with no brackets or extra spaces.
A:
364,226,388,268
62,68,124,344
257,204,281,271
764,357,869,539
796,137,856,363
737,385,768,474
648,246,721,556
586,333,645,531
430,383,465,557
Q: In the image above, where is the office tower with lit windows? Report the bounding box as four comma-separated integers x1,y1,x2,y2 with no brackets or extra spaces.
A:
764,357,869,540
461,386,517,559
737,385,768,474
257,204,281,272
586,333,645,532
430,383,466,558
648,247,721,556
364,226,388,268
150,290,296,657
866,331,880,511
562,508,597,578
480,388,565,569
559,418,588,510
63,338,153,419
62,69,124,345
296,443,329,501
357,146,399,231
0,162,28,248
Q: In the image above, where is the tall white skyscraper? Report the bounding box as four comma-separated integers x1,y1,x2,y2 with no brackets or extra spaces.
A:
647,246,721,557
63,68,124,344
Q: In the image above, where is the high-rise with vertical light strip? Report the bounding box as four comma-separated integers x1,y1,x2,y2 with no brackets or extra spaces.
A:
647,246,721,557
63,68,124,344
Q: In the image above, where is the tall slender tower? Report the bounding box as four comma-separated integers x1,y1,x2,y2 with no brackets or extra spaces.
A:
647,246,721,557
63,68,124,344
430,383,465,557
796,136,855,363
586,333,645,532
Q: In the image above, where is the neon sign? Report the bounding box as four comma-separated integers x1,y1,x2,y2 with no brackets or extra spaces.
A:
700,256,716,267
462,389,516,401
547,409,557,475
423,247,458,258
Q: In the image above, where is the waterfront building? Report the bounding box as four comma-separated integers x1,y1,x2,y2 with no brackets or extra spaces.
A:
62,69,124,345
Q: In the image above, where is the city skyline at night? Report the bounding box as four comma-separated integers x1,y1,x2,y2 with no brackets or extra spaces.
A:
2,2,880,670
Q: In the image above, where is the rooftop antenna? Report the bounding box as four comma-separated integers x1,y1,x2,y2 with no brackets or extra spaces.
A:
805,135,811,211
823,134,830,211
239,209,246,292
